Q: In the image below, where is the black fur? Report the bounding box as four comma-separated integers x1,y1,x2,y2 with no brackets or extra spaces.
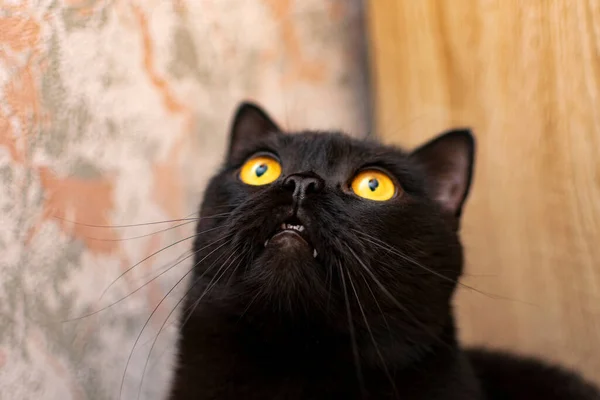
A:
169,102,600,399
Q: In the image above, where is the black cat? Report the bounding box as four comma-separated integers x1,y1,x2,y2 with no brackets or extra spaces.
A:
169,102,600,399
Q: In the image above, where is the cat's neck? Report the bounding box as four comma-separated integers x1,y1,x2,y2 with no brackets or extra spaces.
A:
181,298,459,372
175,304,479,399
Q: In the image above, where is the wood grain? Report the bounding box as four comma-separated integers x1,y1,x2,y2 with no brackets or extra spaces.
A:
366,0,600,385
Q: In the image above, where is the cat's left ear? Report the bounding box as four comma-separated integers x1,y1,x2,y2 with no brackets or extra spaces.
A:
410,129,475,219
227,101,281,160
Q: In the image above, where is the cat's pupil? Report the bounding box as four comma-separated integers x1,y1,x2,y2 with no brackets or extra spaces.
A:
255,164,268,177
368,178,379,191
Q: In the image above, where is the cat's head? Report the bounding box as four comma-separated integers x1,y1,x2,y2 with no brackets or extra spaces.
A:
191,102,474,347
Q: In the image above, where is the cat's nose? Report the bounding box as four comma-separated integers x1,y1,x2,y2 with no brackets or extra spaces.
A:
283,172,324,201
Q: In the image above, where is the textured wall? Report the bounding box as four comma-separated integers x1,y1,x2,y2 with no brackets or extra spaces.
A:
367,0,600,386
0,1,369,398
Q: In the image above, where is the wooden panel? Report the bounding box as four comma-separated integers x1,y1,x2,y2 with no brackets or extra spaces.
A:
367,0,600,384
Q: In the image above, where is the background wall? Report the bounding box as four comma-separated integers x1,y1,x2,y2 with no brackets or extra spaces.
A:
0,1,369,398
367,0,600,385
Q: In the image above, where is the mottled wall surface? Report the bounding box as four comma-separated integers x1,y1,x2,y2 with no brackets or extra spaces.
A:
0,1,369,398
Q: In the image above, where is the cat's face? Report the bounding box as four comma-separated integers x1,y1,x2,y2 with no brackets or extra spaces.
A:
190,103,474,346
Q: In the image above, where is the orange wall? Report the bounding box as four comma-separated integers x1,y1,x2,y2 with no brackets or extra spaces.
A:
367,0,600,384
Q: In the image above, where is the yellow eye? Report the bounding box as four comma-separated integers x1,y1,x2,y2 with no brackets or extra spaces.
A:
239,155,282,186
351,170,397,201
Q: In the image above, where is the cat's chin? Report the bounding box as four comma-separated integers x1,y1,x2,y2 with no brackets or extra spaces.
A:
239,243,326,319
263,221,319,259
264,230,315,257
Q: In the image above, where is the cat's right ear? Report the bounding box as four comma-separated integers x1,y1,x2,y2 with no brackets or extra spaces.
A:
410,129,475,221
227,101,281,160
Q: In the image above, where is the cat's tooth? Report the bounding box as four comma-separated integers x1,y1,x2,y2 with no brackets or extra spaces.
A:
281,223,286,230
313,249,318,258
299,226,305,232
264,239,269,247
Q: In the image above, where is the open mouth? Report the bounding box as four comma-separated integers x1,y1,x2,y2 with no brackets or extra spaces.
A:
264,217,318,258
